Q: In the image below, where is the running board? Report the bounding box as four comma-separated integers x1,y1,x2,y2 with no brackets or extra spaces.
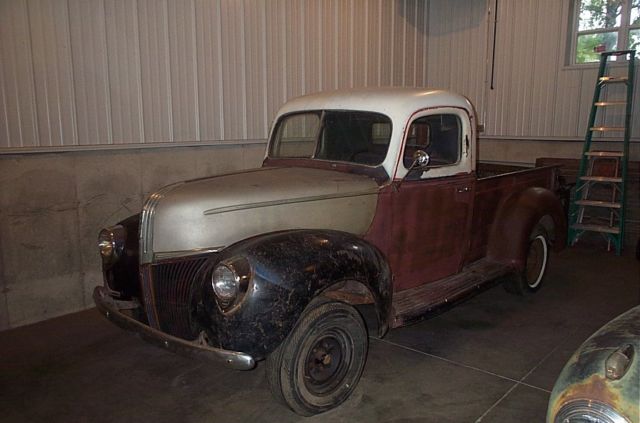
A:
391,258,514,328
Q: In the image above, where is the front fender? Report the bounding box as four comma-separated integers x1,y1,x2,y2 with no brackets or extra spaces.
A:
198,229,392,360
487,187,566,270
547,306,640,423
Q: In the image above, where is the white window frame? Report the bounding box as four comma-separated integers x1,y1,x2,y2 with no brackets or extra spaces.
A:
394,107,473,180
570,0,640,65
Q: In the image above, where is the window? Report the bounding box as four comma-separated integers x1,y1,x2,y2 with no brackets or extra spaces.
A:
269,111,392,166
572,0,640,64
271,113,321,158
402,114,461,169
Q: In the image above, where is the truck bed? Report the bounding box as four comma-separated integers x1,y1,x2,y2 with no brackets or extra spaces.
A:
466,163,560,264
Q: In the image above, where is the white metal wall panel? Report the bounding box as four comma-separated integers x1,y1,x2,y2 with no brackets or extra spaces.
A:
391,1,404,87
68,0,112,145
286,0,305,98
4,0,640,152
27,0,77,147
0,0,38,148
552,68,582,137
319,1,338,90
378,0,394,87
365,0,381,87
352,0,366,88
220,0,246,140
167,0,199,142
480,0,639,140
528,0,562,137
335,0,351,89
194,0,225,141
244,0,268,139
0,0,428,152
427,0,487,123
304,0,323,94
104,0,144,144
137,0,173,142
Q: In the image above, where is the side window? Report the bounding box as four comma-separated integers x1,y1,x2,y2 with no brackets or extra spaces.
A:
403,114,461,168
271,113,320,158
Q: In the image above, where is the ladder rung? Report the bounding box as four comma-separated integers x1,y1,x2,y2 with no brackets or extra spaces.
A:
574,200,621,209
585,151,624,157
594,101,627,106
599,76,629,84
572,223,620,235
590,126,626,132
580,176,623,183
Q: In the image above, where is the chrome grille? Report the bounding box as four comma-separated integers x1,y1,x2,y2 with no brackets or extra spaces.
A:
140,257,207,340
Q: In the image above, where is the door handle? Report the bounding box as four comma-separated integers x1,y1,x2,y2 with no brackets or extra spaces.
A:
457,187,470,193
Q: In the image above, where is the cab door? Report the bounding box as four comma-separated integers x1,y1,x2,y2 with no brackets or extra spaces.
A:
389,109,475,291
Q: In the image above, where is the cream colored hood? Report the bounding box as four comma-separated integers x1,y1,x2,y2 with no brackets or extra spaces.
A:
141,167,380,262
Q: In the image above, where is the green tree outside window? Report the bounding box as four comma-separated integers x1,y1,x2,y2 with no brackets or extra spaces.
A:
574,0,640,63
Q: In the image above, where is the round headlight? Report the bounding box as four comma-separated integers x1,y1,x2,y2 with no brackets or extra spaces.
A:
555,400,630,423
212,264,239,301
97,225,125,265
210,257,251,311
98,231,114,258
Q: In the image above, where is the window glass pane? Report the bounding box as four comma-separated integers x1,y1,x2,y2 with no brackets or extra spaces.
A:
632,0,640,26
630,29,640,53
270,111,392,165
403,114,460,168
578,0,623,31
316,111,392,165
271,113,320,158
576,31,619,63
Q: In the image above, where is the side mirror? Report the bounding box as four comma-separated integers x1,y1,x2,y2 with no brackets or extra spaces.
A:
394,150,430,192
411,150,430,169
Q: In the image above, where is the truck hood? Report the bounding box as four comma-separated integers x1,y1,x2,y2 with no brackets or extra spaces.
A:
141,167,380,262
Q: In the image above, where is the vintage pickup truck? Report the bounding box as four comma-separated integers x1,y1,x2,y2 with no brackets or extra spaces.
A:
94,88,566,415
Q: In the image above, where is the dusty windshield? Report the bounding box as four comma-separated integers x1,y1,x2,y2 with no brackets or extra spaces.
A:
269,111,392,166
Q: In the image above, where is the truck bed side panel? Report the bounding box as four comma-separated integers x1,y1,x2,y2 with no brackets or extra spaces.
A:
467,166,556,264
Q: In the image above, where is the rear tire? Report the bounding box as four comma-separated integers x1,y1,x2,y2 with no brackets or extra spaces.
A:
265,299,368,416
504,225,550,295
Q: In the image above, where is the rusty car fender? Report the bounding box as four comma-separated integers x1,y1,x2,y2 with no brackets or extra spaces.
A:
547,305,640,423
196,229,393,361
487,186,566,270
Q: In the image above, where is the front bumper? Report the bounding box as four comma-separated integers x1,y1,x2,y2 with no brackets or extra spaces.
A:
93,286,256,370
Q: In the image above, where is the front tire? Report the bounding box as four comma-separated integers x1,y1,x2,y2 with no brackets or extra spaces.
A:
266,299,368,416
505,225,550,295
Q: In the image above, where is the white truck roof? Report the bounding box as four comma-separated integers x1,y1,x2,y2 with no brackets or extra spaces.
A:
275,87,475,122
271,87,477,180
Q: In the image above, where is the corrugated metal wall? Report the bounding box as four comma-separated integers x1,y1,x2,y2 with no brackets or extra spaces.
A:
426,0,488,122
0,0,429,151
426,0,640,141
2,0,639,152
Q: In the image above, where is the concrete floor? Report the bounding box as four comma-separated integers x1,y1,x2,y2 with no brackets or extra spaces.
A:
1,246,638,423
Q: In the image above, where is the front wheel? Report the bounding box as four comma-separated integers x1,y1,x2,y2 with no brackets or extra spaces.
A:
265,299,368,416
505,225,550,295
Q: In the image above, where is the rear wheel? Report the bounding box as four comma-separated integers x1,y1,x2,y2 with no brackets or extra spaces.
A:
265,299,368,416
505,225,550,295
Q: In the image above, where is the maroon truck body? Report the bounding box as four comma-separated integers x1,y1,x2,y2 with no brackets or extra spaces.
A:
366,165,564,293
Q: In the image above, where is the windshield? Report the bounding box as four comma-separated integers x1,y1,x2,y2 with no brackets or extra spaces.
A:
269,111,392,166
